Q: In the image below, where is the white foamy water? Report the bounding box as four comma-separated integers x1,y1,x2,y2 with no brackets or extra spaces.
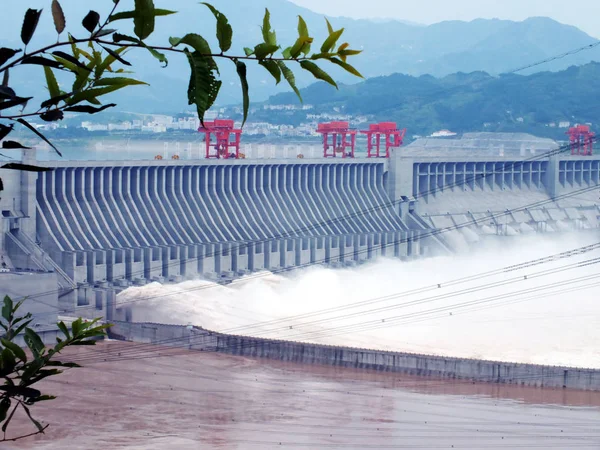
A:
118,233,600,368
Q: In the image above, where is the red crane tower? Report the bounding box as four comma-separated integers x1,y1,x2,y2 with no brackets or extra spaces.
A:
566,125,595,156
316,122,357,158
360,122,407,158
198,119,243,159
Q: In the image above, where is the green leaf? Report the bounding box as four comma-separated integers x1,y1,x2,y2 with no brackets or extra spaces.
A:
134,0,156,40
0,399,10,423
0,96,32,111
92,28,118,38
262,9,277,46
68,85,128,105
0,124,13,141
2,296,13,323
52,51,91,72
243,47,254,56
43,67,60,99
282,47,292,59
40,109,64,122
202,3,233,53
329,57,363,78
277,61,302,102
290,37,313,59
112,33,141,44
259,60,281,84
24,328,45,358
254,43,279,60
0,340,26,363
94,77,148,87
21,9,42,46
235,60,249,127
1,399,15,433
170,34,212,55
321,28,344,53
29,395,56,403
0,348,16,375
338,48,361,62
300,60,337,88
71,318,81,337
146,47,168,67
51,0,65,35
99,46,131,69
326,18,334,35
185,50,221,124
298,16,309,38
21,56,63,70
82,11,100,34
109,9,175,22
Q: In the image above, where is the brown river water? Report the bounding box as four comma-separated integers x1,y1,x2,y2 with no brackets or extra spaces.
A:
4,341,600,449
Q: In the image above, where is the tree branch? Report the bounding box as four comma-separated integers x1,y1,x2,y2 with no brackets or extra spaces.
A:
0,424,49,442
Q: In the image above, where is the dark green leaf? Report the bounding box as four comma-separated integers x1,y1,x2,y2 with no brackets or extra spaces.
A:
71,319,81,336
21,404,45,433
202,3,233,53
0,386,41,399
0,399,10,423
40,93,70,109
329,57,363,78
46,361,81,368
0,48,21,67
259,60,281,84
133,0,156,40
185,50,221,124
40,109,64,122
2,68,8,87
16,119,62,157
1,296,12,322
262,9,277,46
235,60,249,127
24,328,45,358
82,11,100,33
321,28,344,53
0,348,16,375
0,178,3,192
21,9,42,46
170,34,212,55
68,85,129,105
0,124,13,141
1,399,15,433
99,46,131,67
277,61,302,102
29,395,56,403
254,43,279,60
21,56,63,70
145,47,168,67
57,321,70,339
112,33,141,44
300,60,337,88
64,103,116,114
0,86,16,100
51,0,66,35
43,67,60,99
52,51,91,72
0,96,31,111
2,141,31,150
0,339,26,363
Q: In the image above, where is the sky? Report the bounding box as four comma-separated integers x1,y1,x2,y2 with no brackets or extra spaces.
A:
290,0,600,38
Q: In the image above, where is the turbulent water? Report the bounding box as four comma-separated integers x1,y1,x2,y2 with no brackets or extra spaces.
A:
117,232,600,369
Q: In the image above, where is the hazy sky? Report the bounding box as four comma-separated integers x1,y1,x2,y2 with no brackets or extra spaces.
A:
290,0,600,38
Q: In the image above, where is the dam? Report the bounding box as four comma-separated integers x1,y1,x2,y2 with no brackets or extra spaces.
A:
0,131,599,326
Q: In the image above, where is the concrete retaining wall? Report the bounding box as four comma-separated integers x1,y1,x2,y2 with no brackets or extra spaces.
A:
110,321,600,391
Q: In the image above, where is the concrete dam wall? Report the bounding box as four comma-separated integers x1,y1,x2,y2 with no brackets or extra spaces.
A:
110,321,600,392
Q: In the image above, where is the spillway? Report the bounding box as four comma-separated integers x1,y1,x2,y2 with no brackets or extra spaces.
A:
1,132,599,323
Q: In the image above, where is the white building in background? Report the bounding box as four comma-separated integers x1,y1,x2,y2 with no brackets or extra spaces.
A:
81,122,108,131
559,121,571,128
108,122,133,131
430,129,457,137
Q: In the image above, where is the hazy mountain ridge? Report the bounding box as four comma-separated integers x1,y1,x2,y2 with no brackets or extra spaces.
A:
1,0,599,112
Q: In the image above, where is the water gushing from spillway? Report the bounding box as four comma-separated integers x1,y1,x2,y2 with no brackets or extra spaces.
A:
117,232,600,368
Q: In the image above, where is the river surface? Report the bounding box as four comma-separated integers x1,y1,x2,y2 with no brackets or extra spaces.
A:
6,341,600,449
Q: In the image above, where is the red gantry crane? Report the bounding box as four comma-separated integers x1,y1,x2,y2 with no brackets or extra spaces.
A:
316,122,357,158
566,125,595,156
361,122,406,158
198,119,243,159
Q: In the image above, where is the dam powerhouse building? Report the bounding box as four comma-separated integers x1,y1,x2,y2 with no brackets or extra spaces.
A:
0,123,599,329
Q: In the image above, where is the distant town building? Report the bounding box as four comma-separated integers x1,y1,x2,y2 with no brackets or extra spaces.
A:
430,129,457,137
559,121,571,128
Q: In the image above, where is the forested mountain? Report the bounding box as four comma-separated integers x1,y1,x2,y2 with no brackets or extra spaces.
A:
262,62,600,137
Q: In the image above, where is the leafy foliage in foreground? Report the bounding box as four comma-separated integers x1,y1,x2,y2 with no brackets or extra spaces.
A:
0,296,109,441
